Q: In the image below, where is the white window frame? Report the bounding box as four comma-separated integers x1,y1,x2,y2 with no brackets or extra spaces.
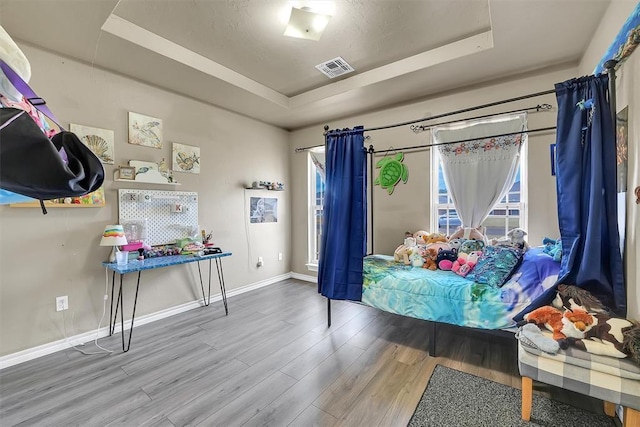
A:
430,138,528,239
307,150,325,271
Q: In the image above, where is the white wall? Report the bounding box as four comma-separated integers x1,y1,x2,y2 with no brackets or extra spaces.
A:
290,65,576,274
0,43,292,356
579,0,639,321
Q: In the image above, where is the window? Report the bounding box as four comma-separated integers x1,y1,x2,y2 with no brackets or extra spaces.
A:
431,145,527,240
308,149,325,269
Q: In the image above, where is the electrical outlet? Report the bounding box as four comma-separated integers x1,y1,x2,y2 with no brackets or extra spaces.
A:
56,296,68,312
278,253,283,261
257,256,264,267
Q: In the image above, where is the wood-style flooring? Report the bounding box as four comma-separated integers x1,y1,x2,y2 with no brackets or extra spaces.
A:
0,279,609,426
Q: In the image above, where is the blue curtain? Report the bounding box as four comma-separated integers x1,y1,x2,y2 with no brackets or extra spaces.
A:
318,127,367,301
554,75,626,315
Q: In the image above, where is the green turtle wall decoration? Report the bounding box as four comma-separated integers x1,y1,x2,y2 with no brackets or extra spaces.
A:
374,152,408,194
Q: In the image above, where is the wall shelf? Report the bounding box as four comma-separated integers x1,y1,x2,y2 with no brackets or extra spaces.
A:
115,179,180,186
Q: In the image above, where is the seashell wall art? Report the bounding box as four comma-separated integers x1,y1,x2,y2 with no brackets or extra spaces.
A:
70,124,115,164
172,142,201,174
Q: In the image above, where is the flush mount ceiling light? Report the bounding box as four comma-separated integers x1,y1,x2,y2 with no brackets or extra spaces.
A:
284,6,332,41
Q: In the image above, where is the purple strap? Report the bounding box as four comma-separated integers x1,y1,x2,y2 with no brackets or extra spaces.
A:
0,59,63,128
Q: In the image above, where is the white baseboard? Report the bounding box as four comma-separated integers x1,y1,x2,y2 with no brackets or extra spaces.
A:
0,272,292,370
291,272,317,283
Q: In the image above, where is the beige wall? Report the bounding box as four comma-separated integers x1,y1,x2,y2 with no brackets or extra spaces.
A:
0,44,292,356
291,66,576,274
578,0,639,321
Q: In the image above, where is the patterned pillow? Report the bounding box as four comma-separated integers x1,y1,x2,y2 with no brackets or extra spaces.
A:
468,246,523,287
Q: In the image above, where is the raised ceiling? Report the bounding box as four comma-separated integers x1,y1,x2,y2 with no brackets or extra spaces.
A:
0,0,610,130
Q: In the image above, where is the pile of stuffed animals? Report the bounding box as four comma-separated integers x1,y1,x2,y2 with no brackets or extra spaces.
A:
519,284,640,365
393,226,530,279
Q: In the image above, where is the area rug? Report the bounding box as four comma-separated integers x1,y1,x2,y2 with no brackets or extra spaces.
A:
408,365,616,427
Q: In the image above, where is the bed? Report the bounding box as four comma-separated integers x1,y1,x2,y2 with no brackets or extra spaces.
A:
361,247,560,330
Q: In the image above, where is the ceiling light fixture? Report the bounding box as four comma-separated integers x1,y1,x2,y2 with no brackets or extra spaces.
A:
284,6,332,41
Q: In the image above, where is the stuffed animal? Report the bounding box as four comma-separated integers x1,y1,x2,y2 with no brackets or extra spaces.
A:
436,248,458,271
449,226,486,242
422,248,438,271
452,251,482,277
459,239,485,254
410,251,424,268
413,230,430,245
568,313,640,359
524,306,595,345
394,237,417,265
448,238,465,252
426,233,448,245
542,237,562,262
507,228,530,251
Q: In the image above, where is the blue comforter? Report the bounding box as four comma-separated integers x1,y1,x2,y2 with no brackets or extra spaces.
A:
362,247,559,329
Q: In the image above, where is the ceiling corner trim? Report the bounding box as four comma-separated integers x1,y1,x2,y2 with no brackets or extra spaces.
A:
101,14,290,109
289,30,494,108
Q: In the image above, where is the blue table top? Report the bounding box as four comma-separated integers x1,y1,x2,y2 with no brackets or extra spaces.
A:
102,252,232,274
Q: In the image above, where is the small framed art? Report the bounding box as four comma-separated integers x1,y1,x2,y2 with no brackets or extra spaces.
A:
119,166,136,180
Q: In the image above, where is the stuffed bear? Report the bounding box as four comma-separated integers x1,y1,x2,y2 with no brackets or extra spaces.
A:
436,248,458,271
452,251,482,277
394,237,416,265
422,248,438,271
413,230,430,245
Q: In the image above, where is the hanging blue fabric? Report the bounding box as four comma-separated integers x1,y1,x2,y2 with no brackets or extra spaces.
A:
554,74,626,315
318,126,367,301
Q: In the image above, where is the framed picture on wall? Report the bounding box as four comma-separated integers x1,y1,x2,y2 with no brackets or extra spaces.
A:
70,124,115,164
119,166,136,180
172,143,201,174
128,112,163,149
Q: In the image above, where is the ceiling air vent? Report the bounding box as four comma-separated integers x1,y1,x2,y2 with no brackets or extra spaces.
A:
315,57,355,79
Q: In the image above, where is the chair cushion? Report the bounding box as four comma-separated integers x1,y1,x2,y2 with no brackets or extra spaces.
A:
518,341,640,410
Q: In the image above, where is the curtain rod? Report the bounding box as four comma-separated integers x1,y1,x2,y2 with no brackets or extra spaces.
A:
410,104,552,133
372,126,557,155
324,88,556,136
294,102,552,153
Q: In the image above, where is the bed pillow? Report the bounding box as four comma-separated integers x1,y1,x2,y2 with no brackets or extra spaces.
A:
468,246,523,288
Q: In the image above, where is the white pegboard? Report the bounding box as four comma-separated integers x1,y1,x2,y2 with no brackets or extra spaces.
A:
118,189,198,245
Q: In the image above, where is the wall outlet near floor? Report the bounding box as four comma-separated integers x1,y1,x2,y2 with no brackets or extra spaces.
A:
55,296,68,312
278,252,283,261
257,257,264,267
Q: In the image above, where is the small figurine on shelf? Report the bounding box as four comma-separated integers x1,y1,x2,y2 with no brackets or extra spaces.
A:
137,248,145,261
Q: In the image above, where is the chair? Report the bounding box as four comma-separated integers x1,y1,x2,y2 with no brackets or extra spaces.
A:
518,341,640,427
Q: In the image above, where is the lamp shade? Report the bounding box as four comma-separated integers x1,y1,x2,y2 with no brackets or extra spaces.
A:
100,225,128,247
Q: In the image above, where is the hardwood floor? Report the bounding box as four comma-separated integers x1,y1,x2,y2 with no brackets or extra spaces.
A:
0,279,607,426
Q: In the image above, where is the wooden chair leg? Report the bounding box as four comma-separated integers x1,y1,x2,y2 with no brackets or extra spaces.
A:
624,407,640,427
521,376,533,421
604,401,616,417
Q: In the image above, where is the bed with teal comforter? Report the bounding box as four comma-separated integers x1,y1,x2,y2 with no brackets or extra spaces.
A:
362,248,559,329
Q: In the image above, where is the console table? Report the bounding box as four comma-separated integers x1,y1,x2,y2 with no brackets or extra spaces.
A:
102,252,232,352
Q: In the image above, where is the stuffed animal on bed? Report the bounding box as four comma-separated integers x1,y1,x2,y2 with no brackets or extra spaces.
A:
452,251,482,277
449,226,486,242
448,238,465,252
413,230,430,245
394,237,417,265
507,228,530,251
458,239,485,254
542,237,562,262
410,251,424,268
436,248,458,271
422,248,438,271
426,233,448,245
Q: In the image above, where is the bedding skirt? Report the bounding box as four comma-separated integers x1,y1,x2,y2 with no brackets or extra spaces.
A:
362,248,559,330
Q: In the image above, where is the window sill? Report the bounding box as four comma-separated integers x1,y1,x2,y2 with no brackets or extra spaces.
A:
306,263,318,272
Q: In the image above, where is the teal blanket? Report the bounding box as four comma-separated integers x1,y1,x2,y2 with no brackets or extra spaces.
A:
362,252,558,329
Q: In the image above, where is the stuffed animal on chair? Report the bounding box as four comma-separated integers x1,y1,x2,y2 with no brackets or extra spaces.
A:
524,306,595,346
552,284,611,314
